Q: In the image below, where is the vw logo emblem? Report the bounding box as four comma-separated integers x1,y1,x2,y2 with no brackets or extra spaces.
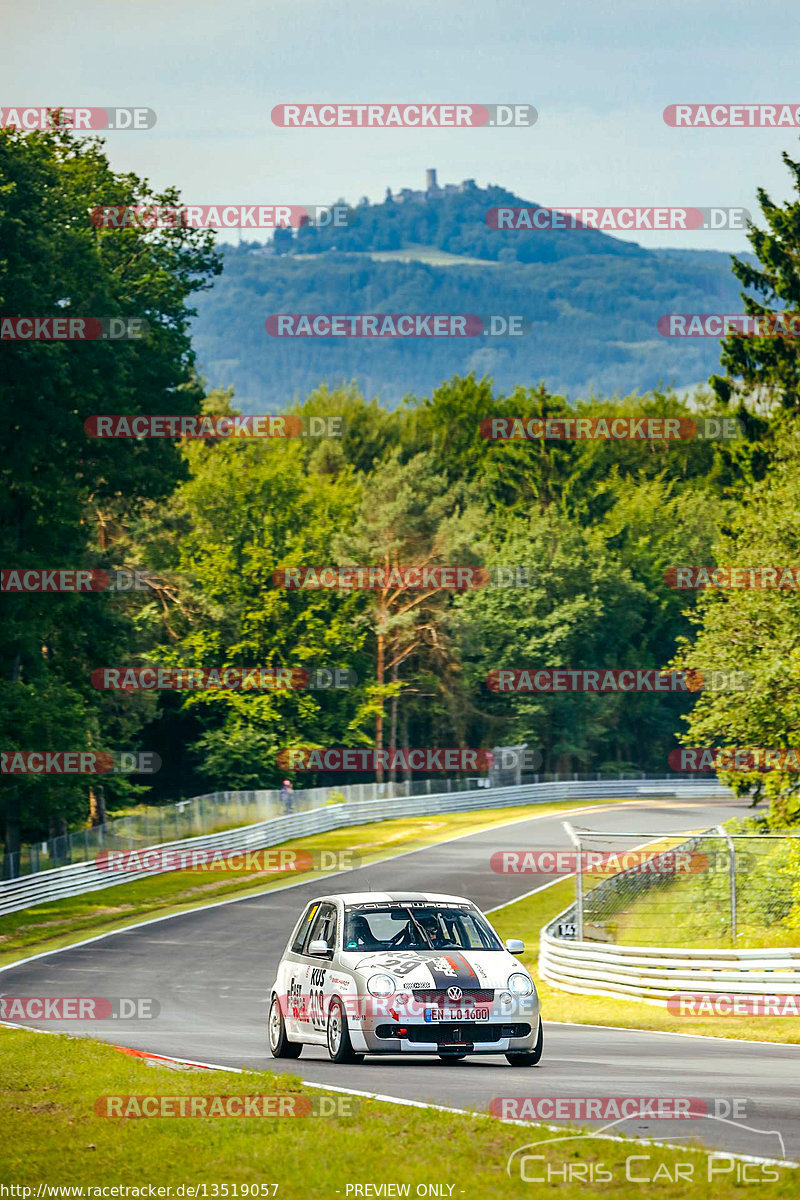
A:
447,985,463,1001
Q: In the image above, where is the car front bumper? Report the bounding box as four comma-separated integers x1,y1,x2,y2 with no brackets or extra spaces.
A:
347,995,541,1054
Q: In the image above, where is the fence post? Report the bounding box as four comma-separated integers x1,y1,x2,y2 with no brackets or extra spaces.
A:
717,825,736,947
563,821,583,941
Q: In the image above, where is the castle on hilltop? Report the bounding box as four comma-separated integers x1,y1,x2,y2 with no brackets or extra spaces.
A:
386,169,477,204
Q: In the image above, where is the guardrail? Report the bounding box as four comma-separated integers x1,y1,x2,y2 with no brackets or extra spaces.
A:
539,931,800,1002
0,777,729,916
539,828,800,1003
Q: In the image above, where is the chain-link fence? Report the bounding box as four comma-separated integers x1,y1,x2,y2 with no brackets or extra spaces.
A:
1,766,709,881
1,777,483,880
559,824,800,949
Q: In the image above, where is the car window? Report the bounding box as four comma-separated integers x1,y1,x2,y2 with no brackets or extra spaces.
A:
290,902,319,954
305,902,336,954
325,905,339,950
343,905,502,951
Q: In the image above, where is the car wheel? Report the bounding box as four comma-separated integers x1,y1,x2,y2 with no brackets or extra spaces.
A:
438,1054,468,1064
268,994,302,1059
326,997,364,1064
505,1016,543,1066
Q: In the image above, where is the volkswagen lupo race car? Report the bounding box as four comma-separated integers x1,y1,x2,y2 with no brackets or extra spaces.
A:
267,891,543,1065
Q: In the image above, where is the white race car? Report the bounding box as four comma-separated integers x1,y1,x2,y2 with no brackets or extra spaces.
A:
267,891,542,1065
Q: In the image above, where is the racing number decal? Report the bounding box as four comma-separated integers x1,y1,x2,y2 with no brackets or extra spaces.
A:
363,954,424,976
308,966,327,1030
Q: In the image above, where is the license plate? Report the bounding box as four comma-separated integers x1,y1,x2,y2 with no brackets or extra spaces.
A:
424,1006,490,1022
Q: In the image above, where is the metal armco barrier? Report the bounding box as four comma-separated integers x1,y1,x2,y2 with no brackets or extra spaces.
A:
0,778,728,916
539,930,800,1002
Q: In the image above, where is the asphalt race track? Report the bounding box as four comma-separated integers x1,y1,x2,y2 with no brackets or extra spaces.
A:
3,795,799,1162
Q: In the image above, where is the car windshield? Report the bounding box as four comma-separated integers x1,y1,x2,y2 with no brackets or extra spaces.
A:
343,904,503,952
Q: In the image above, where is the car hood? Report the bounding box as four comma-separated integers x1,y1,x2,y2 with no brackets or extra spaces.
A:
338,948,527,990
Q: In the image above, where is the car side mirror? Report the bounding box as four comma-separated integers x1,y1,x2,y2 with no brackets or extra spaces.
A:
308,938,330,956
505,938,525,955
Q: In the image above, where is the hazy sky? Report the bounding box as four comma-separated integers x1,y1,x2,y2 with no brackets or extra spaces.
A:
5,0,799,250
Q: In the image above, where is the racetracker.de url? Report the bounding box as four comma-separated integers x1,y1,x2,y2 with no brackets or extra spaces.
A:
0,1186,279,1198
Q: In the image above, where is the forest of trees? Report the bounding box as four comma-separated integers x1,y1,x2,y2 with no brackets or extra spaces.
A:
274,182,645,262
191,187,749,406
2,125,799,859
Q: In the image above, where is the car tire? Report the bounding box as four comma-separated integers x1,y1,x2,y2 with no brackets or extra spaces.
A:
268,994,302,1059
438,1054,468,1064
505,1016,543,1066
326,997,364,1064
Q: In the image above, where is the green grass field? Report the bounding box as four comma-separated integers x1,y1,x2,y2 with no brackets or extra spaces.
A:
1,1027,795,1196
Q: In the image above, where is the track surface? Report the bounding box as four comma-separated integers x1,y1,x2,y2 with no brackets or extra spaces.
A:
3,795,799,1161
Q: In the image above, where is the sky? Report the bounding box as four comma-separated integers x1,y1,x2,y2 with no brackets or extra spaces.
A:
4,0,800,250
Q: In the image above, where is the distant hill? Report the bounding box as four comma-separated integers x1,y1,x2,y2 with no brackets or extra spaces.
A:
191,180,747,408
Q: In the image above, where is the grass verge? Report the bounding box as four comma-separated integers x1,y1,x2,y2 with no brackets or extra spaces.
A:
0,1026,795,1196
490,881,800,1043
0,797,607,968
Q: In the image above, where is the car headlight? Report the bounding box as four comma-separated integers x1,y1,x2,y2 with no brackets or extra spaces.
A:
367,973,396,996
507,972,533,996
